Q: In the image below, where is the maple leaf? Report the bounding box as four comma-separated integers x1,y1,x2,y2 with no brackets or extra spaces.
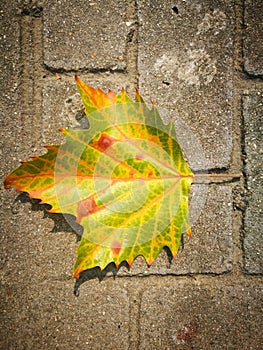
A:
4,76,194,279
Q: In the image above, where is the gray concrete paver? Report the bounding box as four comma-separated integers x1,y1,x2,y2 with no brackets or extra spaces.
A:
43,0,129,71
137,0,234,169
243,0,263,76
2,280,129,350
1,202,77,283
0,0,21,165
139,285,263,349
0,9,26,349
243,88,263,273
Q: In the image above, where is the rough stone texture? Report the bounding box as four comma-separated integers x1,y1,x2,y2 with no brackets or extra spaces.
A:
0,0,23,324
1,279,129,350
119,185,233,276
1,200,78,280
137,0,234,169
139,285,263,349
43,0,129,71
0,0,21,167
243,0,263,76
243,89,263,273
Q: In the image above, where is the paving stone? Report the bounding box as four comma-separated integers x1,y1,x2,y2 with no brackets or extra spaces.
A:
43,0,129,71
0,0,21,162
41,77,85,144
139,285,263,349
1,200,79,283
243,0,263,76
119,185,233,276
243,88,263,274
0,0,22,257
137,0,234,169
1,279,129,350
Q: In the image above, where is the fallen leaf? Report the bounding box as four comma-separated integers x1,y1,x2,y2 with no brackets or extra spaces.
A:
4,76,193,278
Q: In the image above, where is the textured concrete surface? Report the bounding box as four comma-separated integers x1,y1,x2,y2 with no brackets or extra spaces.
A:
2,279,130,350
243,0,263,76
43,0,129,71
1,0,262,349
140,285,263,349
138,0,234,169
0,0,21,163
243,88,263,274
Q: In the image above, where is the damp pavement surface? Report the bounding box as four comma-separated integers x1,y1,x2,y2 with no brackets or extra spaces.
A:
1,1,262,349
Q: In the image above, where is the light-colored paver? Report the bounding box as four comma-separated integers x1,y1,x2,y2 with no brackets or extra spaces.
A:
138,0,234,169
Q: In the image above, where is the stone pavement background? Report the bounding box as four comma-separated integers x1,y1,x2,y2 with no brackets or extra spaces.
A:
0,0,262,349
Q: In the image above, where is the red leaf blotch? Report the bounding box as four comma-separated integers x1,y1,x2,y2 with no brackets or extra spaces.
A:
76,196,102,223
93,133,117,152
111,239,122,256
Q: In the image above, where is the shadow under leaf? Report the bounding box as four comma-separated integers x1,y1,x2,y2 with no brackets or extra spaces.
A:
73,261,131,296
12,193,185,294
13,192,83,238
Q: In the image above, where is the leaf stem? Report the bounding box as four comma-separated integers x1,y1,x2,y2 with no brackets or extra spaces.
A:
194,173,242,178
192,173,242,184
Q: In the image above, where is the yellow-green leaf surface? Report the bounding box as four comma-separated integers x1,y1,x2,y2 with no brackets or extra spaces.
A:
4,76,193,279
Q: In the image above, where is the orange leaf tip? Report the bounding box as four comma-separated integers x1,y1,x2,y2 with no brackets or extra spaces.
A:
59,128,68,135
135,87,140,99
127,258,133,267
147,258,153,266
187,228,192,237
74,267,81,279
